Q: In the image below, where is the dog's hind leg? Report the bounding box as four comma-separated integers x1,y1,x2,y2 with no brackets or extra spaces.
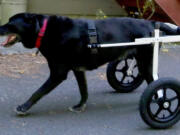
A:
138,60,154,84
136,46,154,84
69,70,88,113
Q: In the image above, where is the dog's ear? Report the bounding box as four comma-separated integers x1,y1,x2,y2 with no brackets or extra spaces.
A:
26,14,41,31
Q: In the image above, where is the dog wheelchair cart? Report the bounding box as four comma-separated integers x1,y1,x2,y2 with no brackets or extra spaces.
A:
88,28,180,129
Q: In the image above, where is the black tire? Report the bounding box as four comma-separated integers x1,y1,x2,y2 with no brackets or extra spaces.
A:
106,57,144,93
140,78,180,129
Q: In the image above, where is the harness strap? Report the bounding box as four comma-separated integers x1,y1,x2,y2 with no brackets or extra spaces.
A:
87,20,98,44
87,20,99,55
87,20,99,67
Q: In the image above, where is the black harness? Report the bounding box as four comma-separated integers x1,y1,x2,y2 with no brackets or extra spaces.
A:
88,20,98,44
87,20,101,67
87,20,99,54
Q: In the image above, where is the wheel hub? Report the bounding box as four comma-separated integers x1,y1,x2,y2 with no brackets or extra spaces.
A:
157,98,171,109
163,102,170,109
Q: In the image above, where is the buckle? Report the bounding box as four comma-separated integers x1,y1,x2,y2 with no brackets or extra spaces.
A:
88,29,98,44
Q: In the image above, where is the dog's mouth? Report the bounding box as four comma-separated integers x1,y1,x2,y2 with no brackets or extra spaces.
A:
1,34,20,47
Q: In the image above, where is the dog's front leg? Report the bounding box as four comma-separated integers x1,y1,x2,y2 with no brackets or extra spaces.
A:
15,74,66,115
69,70,88,113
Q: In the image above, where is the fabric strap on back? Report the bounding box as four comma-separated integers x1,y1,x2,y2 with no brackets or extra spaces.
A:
87,20,98,44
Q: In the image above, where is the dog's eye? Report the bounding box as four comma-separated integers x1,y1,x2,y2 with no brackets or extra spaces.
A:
7,24,17,32
24,18,34,24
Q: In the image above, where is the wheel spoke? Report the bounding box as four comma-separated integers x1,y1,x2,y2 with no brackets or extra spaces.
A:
121,74,126,83
154,107,162,117
167,108,173,115
169,96,178,102
163,88,167,100
116,69,122,72
125,60,128,67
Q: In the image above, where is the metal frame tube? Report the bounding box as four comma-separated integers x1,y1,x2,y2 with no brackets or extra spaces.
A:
152,29,160,81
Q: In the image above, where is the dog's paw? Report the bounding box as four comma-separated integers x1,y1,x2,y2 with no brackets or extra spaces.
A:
14,106,29,116
68,104,86,113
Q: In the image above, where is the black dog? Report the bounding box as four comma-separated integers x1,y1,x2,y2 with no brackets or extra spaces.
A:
0,13,179,115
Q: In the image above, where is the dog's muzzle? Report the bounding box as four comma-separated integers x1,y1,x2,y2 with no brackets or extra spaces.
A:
1,34,20,47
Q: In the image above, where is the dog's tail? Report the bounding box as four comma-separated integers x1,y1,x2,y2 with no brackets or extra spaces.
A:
155,21,180,35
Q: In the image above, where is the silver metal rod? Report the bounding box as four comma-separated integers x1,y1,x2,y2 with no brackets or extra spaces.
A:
94,35,180,48
98,42,151,48
152,29,160,81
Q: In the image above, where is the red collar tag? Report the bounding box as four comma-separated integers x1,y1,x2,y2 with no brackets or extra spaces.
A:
35,19,48,48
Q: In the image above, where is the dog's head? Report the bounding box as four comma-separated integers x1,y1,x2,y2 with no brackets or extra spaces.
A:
0,13,45,48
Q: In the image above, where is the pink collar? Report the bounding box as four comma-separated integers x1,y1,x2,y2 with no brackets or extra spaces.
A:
35,18,48,48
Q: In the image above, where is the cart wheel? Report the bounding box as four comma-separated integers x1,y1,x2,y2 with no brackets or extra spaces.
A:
140,78,180,129
106,57,144,93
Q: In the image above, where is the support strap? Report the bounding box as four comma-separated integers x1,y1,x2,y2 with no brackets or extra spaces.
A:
87,20,99,55
87,20,98,44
